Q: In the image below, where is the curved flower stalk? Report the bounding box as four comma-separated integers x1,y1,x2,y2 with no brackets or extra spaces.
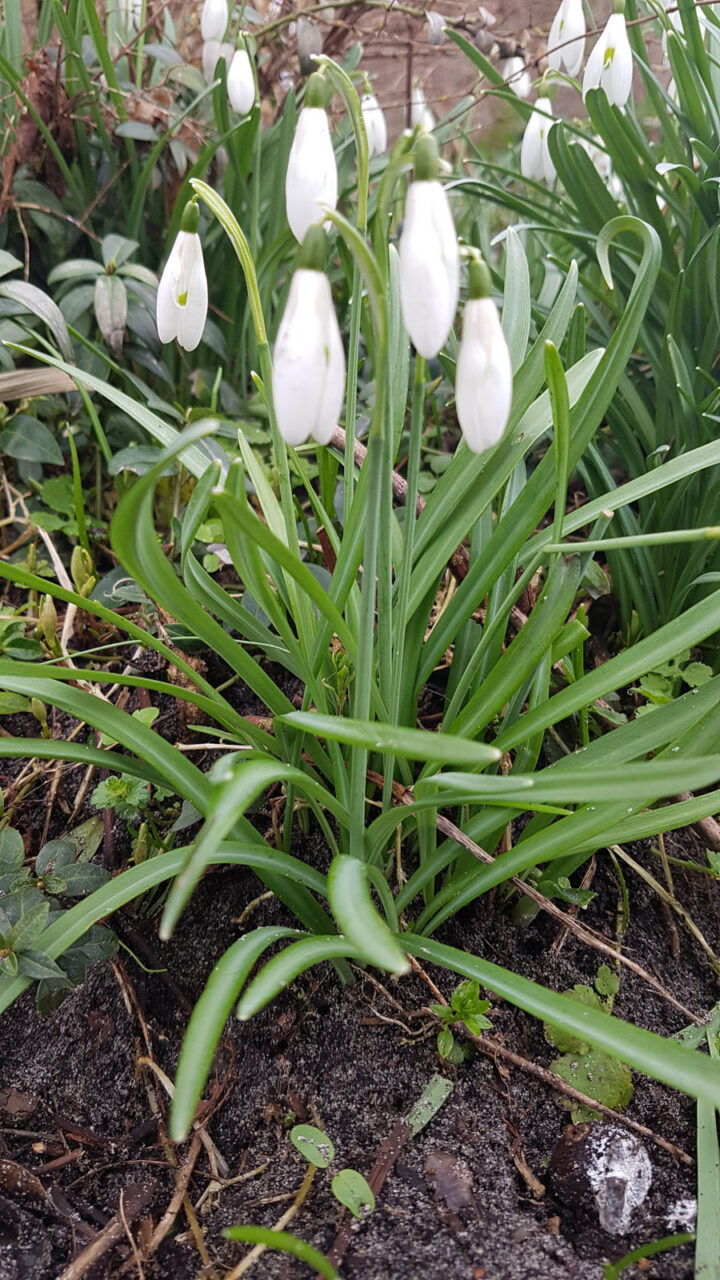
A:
227,41,256,115
411,81,435,130
361,92,387,159
272,227,346,447
285,72,338,243
200,0,228,42
455,257,513,454
547,0,586,77
202,38,233,82
156,200,208,352
520,97,557,184
499,53,531,98
399,133,459,359
583,1,633,107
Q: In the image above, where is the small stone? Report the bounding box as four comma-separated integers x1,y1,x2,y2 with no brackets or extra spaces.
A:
549,1123,652,1235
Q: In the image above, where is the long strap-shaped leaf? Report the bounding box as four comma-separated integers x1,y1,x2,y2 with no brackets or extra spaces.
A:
327,856,409,975
0,674,207,811
403,937,720,1110
170,926,303,1141
235,937,360,1021
0,842,326,1017
160,755,349,939
111,423,294,720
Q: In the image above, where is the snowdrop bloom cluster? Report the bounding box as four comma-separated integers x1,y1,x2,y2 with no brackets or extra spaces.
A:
156,200,208,352
399,133,459,359
227,41,256,115
455,258,513,455
272,227,346,447
583,1,633,107
520,97,556,185
361,92,387,159
547,0,586,77
285,73,338,243
411,82,436,131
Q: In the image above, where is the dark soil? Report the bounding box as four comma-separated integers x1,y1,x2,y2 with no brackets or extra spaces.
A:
0,784,717,1280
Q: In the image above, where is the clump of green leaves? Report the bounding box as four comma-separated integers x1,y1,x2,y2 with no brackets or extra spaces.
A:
545,966,633,1121
0,817,116,1012
431,978,493,1064
92,773,150,820
632,650,713,714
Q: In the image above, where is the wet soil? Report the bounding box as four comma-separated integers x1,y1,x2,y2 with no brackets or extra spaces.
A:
0,763,717,1280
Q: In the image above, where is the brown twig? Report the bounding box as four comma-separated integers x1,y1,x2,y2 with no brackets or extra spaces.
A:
55,1183,154,1280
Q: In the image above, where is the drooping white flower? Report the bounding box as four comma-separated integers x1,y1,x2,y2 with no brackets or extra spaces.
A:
285,73,338,243
426,10,447,45
202,38,233,81
583,7,633,107
227,46,255,115
399,134,460,359
361,92,387,159
547,0,586,77
272,229,346,447
500,54,531,98
520,97,556,184
156,202,208,352
411,81,435,130
456,260,513,454
200,0,228,42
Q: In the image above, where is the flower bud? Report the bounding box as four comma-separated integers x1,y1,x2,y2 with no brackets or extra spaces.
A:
455,260,513,454
426,11,447,45
361,92,387,159
499,53,531,98
583,5,633,107
227,45,256,115
200,0,228,42
156,201,208,352
272,228,346,446
520,97,556,185
202,38,233,81
547,0,586,78
285,75,338,243
399,135,460,358
411,81,435,131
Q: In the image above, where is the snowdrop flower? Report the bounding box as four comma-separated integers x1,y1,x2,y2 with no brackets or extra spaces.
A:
411,81,435,130
272,227,345,447
202,38,233,81
520,97,556,184
500,53,531,98
426,10,447,45
583,1,633,108
227,42,255,115
399,133,460,359
361,91,387,159
156,200,208,352
456,257,513,454
200,0,228,42
547,0,586,77
285,72,338,243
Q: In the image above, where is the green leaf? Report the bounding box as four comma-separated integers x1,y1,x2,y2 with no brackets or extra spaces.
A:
101,234,139,270
279,712,500,769
437,1028,454,1058
595,965,620,998
222,1227,337,1279
405,1074,454,1136
404,936,720,1110
551,1048,633,1119
16,948,71,983
94,275,127,356
0,416,63,465
9,900,49,948
236,937,360,1022
290,1124,335,1169
331,1169,375,1219
327,855,409,975
0,826,24,871
0,280,73,361
170,926,302,1141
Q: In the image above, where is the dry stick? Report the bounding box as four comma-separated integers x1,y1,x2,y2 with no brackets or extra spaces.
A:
142,1132,203,1258
225,1162,317,1280
432,812,702,1024
610,844,720,973
676,793,720,851
407,958,693,1166
55,1183,155,1280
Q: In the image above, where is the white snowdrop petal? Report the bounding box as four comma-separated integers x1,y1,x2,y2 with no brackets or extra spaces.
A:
361,93,387,159
547,5,564,71
201,0,228,42
562,0,586,77
156,231,208,351
456,298,513,454
227,49,255,115
399,181,459,359
285,108,338,243
273,271,345,446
